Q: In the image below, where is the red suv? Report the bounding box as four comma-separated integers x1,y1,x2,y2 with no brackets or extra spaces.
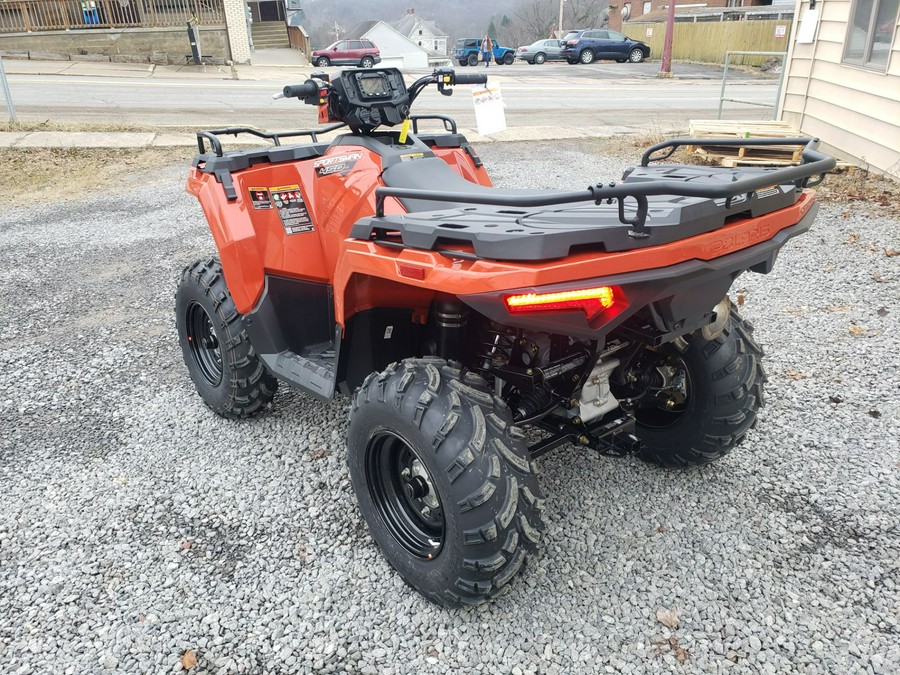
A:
312,40,381,68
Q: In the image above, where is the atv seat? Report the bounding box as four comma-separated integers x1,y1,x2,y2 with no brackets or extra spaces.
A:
380,156,558,213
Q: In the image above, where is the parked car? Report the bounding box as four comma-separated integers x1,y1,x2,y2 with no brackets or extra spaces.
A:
560,29,650,64
311,39,381,68
515,38,566,64
454,38,516,66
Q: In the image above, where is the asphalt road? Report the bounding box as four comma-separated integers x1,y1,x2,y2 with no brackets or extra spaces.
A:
6,61,779,131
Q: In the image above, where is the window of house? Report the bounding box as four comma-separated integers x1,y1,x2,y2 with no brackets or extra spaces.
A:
643,1,652,14
843,0,899,69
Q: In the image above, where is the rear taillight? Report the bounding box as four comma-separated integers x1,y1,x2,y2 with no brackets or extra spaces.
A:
567,40,579,46
505,286,617,320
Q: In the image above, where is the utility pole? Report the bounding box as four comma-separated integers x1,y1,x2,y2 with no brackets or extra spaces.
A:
659,0,676,77
558,0,564,37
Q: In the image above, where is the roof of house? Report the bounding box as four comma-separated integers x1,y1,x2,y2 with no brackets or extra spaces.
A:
392,14,447,39
360,21,431,55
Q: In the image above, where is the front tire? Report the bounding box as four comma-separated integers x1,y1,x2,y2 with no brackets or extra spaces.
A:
467,53,478,67
315,56,330,67
502,52,514,65
628,310,766,467
579,49,595,64
629,48,645,63
348,359,545,607
175,259,277,419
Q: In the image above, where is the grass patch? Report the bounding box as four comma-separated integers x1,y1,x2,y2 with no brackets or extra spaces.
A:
0,147,192,208
0,120,216,134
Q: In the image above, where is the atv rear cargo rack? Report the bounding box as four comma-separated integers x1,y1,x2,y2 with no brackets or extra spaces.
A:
373,137,835,240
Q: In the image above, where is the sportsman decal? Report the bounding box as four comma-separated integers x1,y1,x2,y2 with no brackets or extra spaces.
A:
313,152,363,177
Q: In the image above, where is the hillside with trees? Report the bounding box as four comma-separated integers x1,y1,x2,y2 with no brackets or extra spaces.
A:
302,0,609,49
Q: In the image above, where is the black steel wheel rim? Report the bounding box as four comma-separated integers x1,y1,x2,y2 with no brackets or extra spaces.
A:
365,431,445,559
185,301,223,386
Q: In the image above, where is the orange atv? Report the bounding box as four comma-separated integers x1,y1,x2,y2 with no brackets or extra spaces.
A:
176,67,835,606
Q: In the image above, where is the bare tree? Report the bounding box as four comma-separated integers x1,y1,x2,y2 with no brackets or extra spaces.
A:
515,0,556,42
562,0,609,30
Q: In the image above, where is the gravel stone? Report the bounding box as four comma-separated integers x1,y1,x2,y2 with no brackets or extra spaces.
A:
0,140,898,674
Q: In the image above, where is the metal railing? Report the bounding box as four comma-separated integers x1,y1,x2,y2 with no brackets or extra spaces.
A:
0,53,15,121
717,50,787,120
0,0,224,32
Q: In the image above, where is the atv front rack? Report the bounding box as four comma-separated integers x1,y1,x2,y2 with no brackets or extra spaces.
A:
195,123,348,156
373,137,836,238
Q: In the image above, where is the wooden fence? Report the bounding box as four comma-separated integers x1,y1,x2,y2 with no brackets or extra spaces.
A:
0,0,224,32
622,19,793,65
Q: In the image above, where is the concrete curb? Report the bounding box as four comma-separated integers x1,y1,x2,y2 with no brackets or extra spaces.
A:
0,124,648,149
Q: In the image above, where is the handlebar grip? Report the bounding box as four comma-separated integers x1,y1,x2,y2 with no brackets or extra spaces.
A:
282,82,319,99
453,72,488,85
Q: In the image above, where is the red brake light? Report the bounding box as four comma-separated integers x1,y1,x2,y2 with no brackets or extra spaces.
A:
505,286,617,320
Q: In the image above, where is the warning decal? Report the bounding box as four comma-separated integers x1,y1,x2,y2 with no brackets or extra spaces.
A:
270,185,315,235
248,187,273,209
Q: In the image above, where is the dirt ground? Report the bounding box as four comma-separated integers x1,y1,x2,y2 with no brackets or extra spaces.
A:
0,148,192,208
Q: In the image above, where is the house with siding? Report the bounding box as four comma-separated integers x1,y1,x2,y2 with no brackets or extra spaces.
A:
391,8,448,57
779,0,899,176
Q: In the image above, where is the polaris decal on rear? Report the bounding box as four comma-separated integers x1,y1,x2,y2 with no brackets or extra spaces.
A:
270,185,314,235
313,152,363,177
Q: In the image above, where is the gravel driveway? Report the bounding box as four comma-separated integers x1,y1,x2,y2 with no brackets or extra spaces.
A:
1,140,898,674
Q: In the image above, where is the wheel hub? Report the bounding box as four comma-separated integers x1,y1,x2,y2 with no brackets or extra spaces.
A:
185,301,224,386
365,432,444,558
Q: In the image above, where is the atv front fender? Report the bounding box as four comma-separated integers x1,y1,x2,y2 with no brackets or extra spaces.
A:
187,171,265,314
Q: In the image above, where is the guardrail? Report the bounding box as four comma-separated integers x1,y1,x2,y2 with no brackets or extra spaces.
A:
717,50,787,120
0,0,224,32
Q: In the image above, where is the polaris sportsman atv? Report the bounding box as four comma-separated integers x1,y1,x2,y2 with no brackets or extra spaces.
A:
176,67,835,606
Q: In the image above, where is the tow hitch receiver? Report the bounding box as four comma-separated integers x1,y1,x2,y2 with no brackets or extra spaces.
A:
530,409,641,459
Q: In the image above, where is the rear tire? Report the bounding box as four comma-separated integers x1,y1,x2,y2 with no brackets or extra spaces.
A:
175,259,277,419
348,358,545,607
360,56,374,68
629,48,645,63
630,311,766,467
534,53,546,64
579,49,595,64
315,56,330,67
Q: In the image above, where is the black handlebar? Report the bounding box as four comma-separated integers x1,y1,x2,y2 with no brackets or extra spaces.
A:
282,82,319,99
452,72,488,85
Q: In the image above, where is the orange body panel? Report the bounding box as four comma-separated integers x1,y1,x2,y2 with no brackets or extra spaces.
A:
187,138,492,316
333,190,816,324
188,135,816,328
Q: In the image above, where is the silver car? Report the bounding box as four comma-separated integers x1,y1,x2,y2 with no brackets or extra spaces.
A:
515,39,566,65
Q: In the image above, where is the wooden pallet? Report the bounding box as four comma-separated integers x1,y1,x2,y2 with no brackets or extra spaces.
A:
685,119,855,169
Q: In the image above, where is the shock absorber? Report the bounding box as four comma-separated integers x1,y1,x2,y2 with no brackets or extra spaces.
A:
429,296,469,362
476,326,517,376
